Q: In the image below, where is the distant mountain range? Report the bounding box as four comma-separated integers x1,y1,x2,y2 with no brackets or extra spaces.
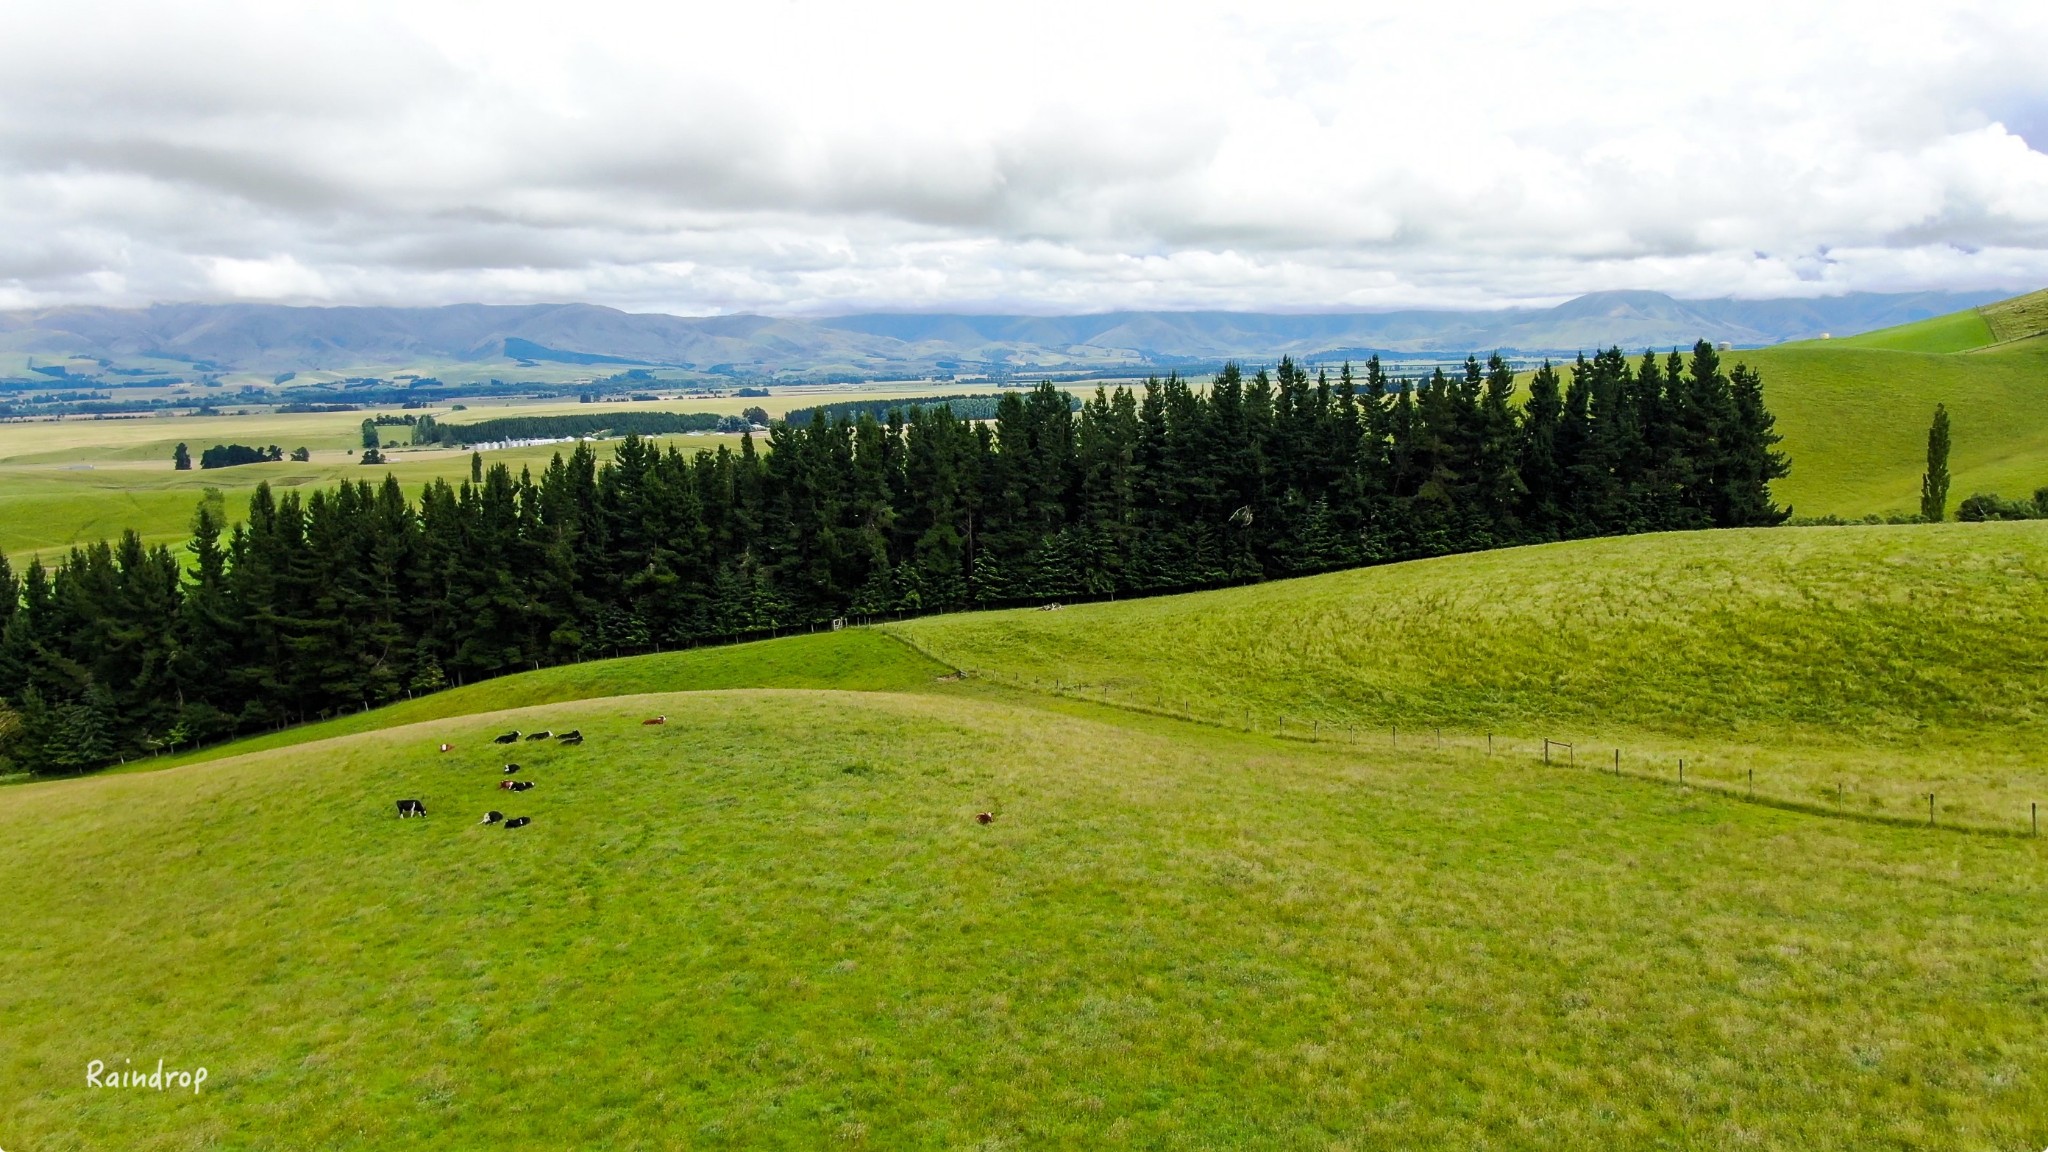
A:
0,290,2009,380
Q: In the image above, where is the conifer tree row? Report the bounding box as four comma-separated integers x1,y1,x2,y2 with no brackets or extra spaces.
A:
0,342,1787,774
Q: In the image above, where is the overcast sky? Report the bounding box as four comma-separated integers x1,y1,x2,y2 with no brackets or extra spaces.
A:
3,0,2046,315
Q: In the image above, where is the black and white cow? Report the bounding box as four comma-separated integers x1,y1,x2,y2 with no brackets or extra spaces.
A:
525,730,552,741
478,810,503,825
492,731,520,745
502,763,521,775
396,799,427,818
502,816,531,829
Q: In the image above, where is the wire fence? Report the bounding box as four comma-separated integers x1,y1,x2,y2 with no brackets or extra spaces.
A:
947,665,2045,840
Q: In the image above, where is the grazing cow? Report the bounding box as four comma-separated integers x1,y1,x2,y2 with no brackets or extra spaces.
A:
525,730,552,741
396,799,427,818
502,763,521,775
642,716,666,726
478,810,503,825
438,742,454,753
493,731,520,745
556,730,581,741
976,811,994,825
507,780,535,792
502,816,531,829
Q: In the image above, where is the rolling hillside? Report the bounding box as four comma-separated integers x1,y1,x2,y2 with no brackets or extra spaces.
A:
8,523,2048,1146
6,522,2048,1147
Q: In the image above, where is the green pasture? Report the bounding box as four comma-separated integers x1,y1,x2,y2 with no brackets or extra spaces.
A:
1742,342,2048,516
7,524,2048,1145
892,522,2048,826
1828,309,1996,353
4,688,2047,1148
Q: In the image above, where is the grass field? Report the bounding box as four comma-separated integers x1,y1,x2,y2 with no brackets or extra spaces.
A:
1830,308,1997,353
7,523,2048,1146
1742,342,2048,517
891,522,2048,827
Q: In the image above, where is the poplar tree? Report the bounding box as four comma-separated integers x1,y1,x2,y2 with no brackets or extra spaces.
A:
1921,404,1951,522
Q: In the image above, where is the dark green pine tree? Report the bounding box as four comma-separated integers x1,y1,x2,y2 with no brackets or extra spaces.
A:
1518,361,1565,537
1723,362,1791,525
173,442,192,471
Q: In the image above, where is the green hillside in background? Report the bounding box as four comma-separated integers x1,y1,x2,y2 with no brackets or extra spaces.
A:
1750,286,2048,516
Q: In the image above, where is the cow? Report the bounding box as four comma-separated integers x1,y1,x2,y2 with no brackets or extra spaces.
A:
502,816,531,829
396,799,427,818
478,810,503,825
556,730,582,741
976,812,994,825
642,716,666,726
525,730,552,741
502,763,521,775
438,742,454,753
493,731,520,744
499,780,535,792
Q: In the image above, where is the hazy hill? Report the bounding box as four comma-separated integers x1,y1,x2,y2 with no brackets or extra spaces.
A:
0,289,2006,377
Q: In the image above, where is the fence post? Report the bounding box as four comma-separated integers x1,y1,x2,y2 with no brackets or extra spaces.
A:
1679,758,1685,786
2034,802,2038,837
1747,768,1753,798
1543,739,1550,765
1487,732,1493,755
1928,793,1935,827
1614,748,1620,777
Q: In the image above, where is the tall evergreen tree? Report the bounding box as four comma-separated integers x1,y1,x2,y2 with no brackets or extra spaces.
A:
1922,403,1952,523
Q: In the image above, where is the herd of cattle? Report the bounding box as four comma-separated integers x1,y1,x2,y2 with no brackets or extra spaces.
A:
395,726,592,827
396,713,999,829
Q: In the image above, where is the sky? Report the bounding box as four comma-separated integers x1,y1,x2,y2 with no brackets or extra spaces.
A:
3,0,2047,316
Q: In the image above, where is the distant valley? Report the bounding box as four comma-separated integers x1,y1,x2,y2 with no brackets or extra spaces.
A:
0,289,2006,385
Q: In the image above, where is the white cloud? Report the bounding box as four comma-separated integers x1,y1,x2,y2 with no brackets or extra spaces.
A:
0,0,2045,313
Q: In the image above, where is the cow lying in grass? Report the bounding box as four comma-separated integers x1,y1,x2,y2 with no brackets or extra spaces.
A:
556,730,581,742
525,730,552,741
502,763,521,775
502,816,531,829
642,716,665,726
493,731,520,744
479,810,503,825
499,779,534,792
396,799,426,818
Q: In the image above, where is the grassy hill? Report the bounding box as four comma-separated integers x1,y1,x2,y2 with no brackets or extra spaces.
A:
893,522,2048,824
7,523,2048,1146
1829,308,1996,353
1748,286,2048,516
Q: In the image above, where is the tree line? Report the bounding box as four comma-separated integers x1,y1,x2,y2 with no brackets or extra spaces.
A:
0,342,1787,775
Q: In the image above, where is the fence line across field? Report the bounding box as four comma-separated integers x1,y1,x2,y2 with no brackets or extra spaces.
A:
960,666,2044,840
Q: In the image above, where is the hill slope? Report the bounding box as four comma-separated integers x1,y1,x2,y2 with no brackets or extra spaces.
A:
1746,341,2048,516
6,689,2048,1148
7,523,2048,1145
